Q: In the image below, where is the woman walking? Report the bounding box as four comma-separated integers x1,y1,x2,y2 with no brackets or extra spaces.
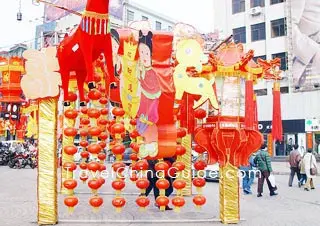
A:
302,149,318,191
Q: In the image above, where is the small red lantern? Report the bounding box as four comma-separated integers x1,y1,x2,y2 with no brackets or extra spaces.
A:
194,108,206,120
63,162,77,172
79,162,87,170
88,162,101,174
87,144,102,155
64,146,77,155
111,123,125,136
80,173,89,184
135,159,149,171
177,128,187,138
89,196,103,212
130,171,138,182
194,160,207,171
112,162,126,173
94,74,101,82
171,196,185,212
64,109,78,119
80,118,90,126
80,151,90,159
99,132,108,140
98,118,108,126
112,144,125,161
193,195,206,209
64,127,77,137
99,97,108,105
112,197,126,213
156,196,169,211
88,108,101,119
68,92,77,102
155,161,170,178
88,89,102,101
98,153,106,163
173,179,186,196
156,178,170,196
97,177,105,185
112,107,125,117
79,129,88,137
64,196,78,214
194,145,206,154
172,161,186,171
79,140,89,148
130,153,138,162
192,177,206,193
176,145,186,156
129,130,139,139
136,178,150,194
63,179,78,194
89,127,102,137
130,119,137,126
88,179,102,194
100,108,109,115
100,164,106,171
81,107,88,114
112,180,126,195
136,196,150,211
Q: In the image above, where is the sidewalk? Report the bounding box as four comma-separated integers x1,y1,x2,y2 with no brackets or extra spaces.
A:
272,161,320,175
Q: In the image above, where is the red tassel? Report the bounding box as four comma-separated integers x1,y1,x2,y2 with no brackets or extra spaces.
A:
253,94,258,130
245,78,254,129
272,81,283,141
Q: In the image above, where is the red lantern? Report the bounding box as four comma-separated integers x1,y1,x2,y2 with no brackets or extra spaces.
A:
171,196,185,212
156,196,169,211
193,177,206,193
194,108,206,119
173,179,186,196
129,130,139,139
112,162,126,173
193,195,206,209
194,145,206,154
81,107,88,114
111,123,125,135
87,144,102,155
63,179,78,194
89,196,103,212
176,145,186,156
111,145,125,161
79,140,89,148
80,173,89,184
63,162,77,172
100,108,109,115
99,97,108,105
136,178,150,194
88,179,102,194
97,177,105,185
112,107,125,117
135,159,148,171
177,128,187,138
88,108,101,119
79,129,89,137
64,146,77,155
80,118,90,126
88,90,102,101
88,162,101,173
80,151,89,159
100,164,106,171
156,178,170,190
112,197,126,213
64,109,78,119
98,118,108,126
130,171,138,182
94,74,101,82
130,153,138,161
64,127,77,137
64,196,78,213
68,92,77,102
98,153,106,162
172,161,186,171
194,160,207,171
79,162,87,170
136,196,150,210
99,132,108,140
89,127,102,137
112,180,126,195
130,119,137,126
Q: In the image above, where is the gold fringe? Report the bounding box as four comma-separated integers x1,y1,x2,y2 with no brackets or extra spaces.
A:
37,98,58,225
181,134,192,196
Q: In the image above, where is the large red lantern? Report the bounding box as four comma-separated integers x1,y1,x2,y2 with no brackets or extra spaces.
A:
88,89,102,101
99,132,108,140
88,108,101,119
68,92,78,102
99,97,108,105
173,179,186,196
80,151,90,160
194,108,206,120
100,108,109,115
88,162,101,174
112,107,125,117
88,127,102,137
192,177,206,194
79,140,89,148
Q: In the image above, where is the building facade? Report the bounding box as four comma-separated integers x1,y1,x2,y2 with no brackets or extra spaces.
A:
213,0,320,156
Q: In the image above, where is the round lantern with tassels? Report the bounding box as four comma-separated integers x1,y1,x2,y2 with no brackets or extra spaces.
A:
112,107,125,122
136,178,150,194
89,196,103,212
193,194,206,210
136,196,150,211
64,196,78,214
156,196,169,212
171,196,186,213
112,197,126,213
63,179,77,195
64,145,77,156
112,179,126,195
64,109,78,119
88,179,102,195
176,127,187,144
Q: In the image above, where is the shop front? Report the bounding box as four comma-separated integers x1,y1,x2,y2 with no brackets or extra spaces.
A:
305,118,320,155
258,119,305,156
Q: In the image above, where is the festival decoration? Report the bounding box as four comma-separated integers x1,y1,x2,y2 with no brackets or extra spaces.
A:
89,196,104,212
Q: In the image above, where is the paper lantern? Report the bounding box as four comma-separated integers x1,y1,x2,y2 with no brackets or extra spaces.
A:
63,162,77,172
64,146,77,156
64,109,78,119
63,179,78,195
79,162,87,170
112,107,125,117
64,127,77,137
112,197,126,213
194,144,206,154
88,179,102,194
136,196,150,211
81,107,88,114
171,197,185,212
172,161,185,171
112,180,126,195
136,178,150,194
99,132,108,140
88,90,102,100
89,127,102,137
79,140,89,148
89,196,103,212
156,196,169,211
80,118,90,126
173,179,186,196
194,160,207,171
192,177,206,194
68,92,78,102
80,151,90,160
99,97,108,105
87,144,102,155
88,108,101,119
194,108,206,119
64,196,78,214
176,145,186,156
193,195,206,209
100,108,109,115
88,162,101,174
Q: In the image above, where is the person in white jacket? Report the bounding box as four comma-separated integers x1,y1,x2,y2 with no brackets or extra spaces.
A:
291,0,320,87
302,149,318,191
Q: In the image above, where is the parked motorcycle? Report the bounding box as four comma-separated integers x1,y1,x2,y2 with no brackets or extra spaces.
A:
0,149,10,165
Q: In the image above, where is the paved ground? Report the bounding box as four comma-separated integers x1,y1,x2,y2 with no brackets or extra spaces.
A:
0,162,320,226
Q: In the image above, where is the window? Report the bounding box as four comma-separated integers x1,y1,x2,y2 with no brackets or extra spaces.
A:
251,23,266,41
127,10,134,22
280,86,289,94
232,0,245,14
254,89,268,96
251,0,265,7
271,18,286,37
168,26,173,31
233,27,246,44
253,55,266,62
272,52,287,70
271,0,285,5
142,15,148,21
156,21,162,30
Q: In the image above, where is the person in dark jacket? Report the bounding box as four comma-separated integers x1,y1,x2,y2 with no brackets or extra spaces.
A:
254,144,278,197
288,144,302,187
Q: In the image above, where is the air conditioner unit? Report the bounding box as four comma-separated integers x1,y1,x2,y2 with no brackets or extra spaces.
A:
249,7,262,16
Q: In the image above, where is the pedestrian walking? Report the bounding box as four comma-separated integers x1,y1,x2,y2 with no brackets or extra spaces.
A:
302,149,318,191
288,144,302,187
299,152,308,187
240,153,256,195
254,144,278,197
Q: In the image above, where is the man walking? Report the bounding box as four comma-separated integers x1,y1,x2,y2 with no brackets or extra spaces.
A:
254,144,278,197
288,144,302,187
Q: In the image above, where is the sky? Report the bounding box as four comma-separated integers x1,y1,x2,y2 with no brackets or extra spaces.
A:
0,0,214,50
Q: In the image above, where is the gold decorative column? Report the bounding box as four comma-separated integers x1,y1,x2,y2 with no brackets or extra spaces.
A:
181,134,192,196
219,163,239,224
37,98,58,225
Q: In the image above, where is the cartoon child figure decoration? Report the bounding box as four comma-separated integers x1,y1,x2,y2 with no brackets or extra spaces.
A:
136,31,161,158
